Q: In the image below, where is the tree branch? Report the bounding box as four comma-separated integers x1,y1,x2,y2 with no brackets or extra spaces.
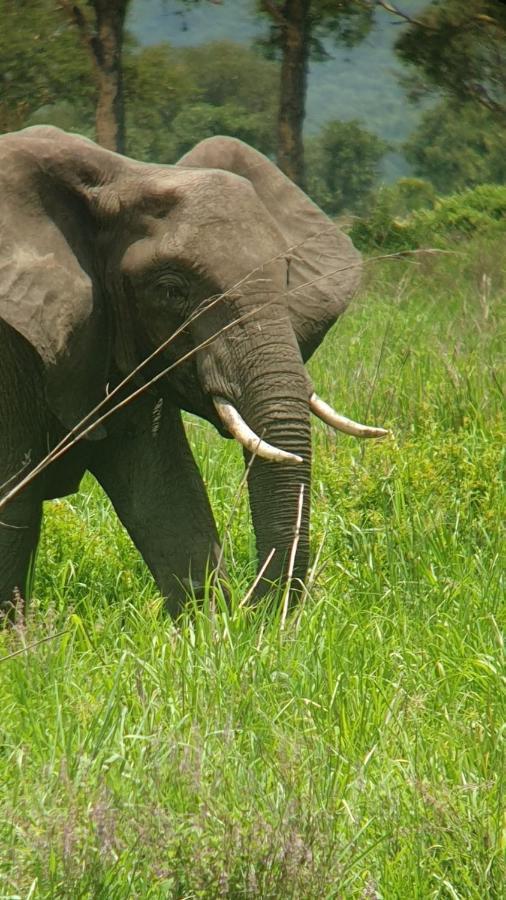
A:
465,82,506,115
373,1,436,30
259,0,288,30
372,0,505,34
58,1,98,68
58,1,92,42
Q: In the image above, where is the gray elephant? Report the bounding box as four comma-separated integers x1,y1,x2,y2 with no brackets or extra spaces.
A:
0,127,386,616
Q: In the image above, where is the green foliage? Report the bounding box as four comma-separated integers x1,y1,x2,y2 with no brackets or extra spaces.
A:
351,182,506,252
0,0,94,132
404,100,506,194
123,42,200,161
306,118,389,214
394,0,506,114
0,233,504,895
161,40,279,159
257,0,373,60
0,6,279,162
161,100,276,160
101,39,279,162
179,38,278,112
25,101,94,137
378,177,436,217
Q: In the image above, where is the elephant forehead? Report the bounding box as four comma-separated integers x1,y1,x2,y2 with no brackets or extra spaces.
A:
166,217,283,267
174,168,287,242
122,169,290,287
174,184,288,277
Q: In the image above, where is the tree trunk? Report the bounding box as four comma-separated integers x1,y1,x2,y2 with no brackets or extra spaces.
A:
59,0,128,153
92,0,127,153
276,0,311,188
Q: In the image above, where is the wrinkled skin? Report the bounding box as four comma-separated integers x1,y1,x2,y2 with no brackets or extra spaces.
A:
0,127,362,616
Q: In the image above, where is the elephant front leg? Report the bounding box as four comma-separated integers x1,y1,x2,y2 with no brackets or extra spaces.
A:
0,494,42,620
89,396,226,616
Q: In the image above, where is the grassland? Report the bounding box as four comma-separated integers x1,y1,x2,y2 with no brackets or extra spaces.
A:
0,235,504,898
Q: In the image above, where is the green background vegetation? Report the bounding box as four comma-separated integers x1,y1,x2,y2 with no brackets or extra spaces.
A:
1,0,504,212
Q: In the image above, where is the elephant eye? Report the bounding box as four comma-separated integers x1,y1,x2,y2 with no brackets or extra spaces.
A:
157,273,190,309
166,285,187,303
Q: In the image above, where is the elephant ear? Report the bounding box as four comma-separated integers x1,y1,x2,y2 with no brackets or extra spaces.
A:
0,127,124,434
177,136,362,362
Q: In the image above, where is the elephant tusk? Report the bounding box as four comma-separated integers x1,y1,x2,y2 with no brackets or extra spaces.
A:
213,397,303,464
310,393,389,439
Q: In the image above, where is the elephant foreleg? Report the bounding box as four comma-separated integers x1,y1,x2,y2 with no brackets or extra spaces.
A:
0,494,42,619
0,322,45,618
89,395,226,616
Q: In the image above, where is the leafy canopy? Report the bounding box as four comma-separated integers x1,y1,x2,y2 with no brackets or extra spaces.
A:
0,0,94,131
0,0,280,165
394,0,506,115
305,119,388,214
404,100,506,194
125,40,279,161
257,0,373,60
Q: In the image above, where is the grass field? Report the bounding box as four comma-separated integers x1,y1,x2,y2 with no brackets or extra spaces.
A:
0,236,504,898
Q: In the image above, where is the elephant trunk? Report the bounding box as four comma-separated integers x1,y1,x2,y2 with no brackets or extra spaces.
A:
196,294,312,602
238,338,311,601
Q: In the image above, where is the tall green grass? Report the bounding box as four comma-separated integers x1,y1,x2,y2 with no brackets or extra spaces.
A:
0,236,504,897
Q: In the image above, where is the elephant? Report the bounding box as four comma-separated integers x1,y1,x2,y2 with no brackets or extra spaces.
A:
0,126,386,617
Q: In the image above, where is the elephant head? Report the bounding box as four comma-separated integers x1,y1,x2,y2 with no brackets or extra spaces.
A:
0,127,385,607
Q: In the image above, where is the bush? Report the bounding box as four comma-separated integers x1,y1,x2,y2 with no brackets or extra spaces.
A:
377,177,436,217
350,182,506,252
404,101,506,194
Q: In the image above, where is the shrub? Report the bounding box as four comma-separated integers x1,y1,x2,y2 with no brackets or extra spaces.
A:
351,182,506,252
378,177,436,217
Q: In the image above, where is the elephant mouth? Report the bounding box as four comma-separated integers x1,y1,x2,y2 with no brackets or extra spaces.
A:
213,396,303,464
169,340,388,453
212,392,389,461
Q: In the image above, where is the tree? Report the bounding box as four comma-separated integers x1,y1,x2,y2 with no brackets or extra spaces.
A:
0,0,129,150
0,2,278,164
391,0,506,116
124,41,279,162
305,119,388,214
404,100,506,193
257,1,373,186
59,0,130,152
160,101,275,160
0,0,94,133
123,43,201,161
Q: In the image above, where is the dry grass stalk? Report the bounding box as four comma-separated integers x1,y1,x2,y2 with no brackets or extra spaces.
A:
280,482,305,630
0,629,69,664
238,547,276,609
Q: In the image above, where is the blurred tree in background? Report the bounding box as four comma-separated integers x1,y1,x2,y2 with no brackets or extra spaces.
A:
257,1,373,186
1,0,505,214
122,42,199,160
392,0,506,115
305,119,388,214
0,0,130,150
388,0,506,195
0,2,278,164
125,41,279,160
0,0,93,132
404,101,506,193
58,0,130,152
